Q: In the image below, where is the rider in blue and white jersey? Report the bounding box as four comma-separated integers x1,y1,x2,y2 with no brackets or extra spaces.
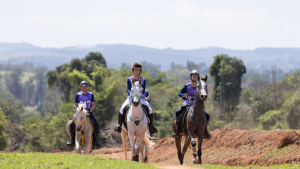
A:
114,62,158,136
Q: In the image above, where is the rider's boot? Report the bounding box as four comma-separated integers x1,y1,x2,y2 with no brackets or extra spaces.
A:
204,121,211,140
66,122,75,146
92,137,102,148
172,117,182,138
114,113,123,134
148,114,158,136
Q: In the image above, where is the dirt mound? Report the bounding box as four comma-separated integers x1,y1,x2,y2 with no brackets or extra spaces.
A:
146,127,300,166
51,149,62,153
55,127,300,167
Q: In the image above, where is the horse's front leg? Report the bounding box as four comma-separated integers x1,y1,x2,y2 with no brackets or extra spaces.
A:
85,133,92,155
197,136,203,164
121,129,128,160
187,130,197,163
128,131,136,161
139,140,145,162
75,134,81,154
135,132,145,162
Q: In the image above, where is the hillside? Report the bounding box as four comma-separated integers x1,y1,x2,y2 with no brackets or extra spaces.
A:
1,42,300,71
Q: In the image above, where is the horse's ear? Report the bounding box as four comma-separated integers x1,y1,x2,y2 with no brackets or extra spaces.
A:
131,78,135,85
204,75,208,82
139,78,142,85
80,106,83,111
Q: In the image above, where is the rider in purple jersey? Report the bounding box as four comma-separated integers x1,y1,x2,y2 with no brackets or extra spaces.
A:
173,70,211,139
66,81,101,148
114,62,158,136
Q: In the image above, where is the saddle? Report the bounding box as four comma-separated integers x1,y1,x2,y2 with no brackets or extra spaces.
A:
122,104,150,131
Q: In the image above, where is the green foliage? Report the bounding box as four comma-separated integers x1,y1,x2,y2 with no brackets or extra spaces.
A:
4,67,23,98
0,98,24,123
21,103,74,152
0,152,157,169
209,54,246,117
0,108,7,150
259,110,283,130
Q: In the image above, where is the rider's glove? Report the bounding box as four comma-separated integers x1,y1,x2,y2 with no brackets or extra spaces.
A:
182,96,186,100
191,97,195,101
87,108,91,112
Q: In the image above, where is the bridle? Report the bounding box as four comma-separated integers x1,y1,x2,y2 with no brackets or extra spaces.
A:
130,84,143,104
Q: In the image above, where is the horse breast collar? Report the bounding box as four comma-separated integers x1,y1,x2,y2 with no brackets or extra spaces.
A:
128,104,145,125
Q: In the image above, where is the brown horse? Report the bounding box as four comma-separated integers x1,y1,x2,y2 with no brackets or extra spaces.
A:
171,76,208,164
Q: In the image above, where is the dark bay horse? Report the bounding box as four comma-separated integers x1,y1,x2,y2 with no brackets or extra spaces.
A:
171,76,208,164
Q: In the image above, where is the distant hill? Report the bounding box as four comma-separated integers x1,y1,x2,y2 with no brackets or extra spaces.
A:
0,42,300,72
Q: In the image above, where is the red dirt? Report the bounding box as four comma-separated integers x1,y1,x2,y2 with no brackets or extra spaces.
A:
54,127,300,167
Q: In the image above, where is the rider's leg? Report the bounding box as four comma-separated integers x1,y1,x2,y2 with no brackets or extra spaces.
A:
88,112,101,147
173,105,187,137
203,110,211,139
114,98,130,133
66,118,75,146
141,99,157,136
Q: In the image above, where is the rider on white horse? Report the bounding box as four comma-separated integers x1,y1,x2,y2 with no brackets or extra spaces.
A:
66,81,101,147
173,70,211,139
114,62,158,136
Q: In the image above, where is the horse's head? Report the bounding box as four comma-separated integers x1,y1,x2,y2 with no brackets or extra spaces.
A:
131,78,143,107
74,103,87,131
196,75,208,101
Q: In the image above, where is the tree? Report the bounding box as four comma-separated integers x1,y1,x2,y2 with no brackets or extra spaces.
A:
5,67,23,98
0,108,7,150
34,67,48,105
70,58,82,72
209,54,246,117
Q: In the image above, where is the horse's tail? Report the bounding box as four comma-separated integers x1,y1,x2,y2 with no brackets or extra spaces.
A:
143,132,155,148
66,120,72,138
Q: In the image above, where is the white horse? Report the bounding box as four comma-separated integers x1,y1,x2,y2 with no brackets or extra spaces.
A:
121,78,148,162
68,103,93,154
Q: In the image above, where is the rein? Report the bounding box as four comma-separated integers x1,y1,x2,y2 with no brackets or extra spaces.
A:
74,111,90,148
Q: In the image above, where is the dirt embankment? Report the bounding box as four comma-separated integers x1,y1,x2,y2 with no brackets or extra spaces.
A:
53,127,300,167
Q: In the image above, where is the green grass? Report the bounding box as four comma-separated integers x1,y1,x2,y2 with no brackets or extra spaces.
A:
191,164,300,169
0,152,157,169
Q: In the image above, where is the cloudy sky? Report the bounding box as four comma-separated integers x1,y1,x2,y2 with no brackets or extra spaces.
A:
0,0,299,49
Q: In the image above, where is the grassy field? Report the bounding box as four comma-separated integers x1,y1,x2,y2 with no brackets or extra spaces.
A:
0,152,157,169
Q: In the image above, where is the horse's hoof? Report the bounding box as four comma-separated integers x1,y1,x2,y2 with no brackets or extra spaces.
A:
132,155,139,162
191,141,196,147
198,158,202,164
143,156,148,163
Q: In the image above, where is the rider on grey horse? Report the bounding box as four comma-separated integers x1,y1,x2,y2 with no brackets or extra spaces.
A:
66,81,101,147
114,62,158,136
173,70,211,139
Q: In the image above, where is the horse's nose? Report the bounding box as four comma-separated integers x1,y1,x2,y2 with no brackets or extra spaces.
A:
201,95,207,99
133,101,139,107
76,127,81,131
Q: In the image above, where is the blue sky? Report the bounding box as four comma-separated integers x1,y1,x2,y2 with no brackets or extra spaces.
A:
0,0,299,49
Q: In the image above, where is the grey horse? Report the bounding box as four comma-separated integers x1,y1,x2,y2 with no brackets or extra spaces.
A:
66,103,93,154
171,76,208,164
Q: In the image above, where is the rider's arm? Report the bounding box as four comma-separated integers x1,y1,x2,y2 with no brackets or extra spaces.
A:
127,79,131,95
73,94,79,111
90,94,95,111
146,91,150,103
178,85,187,97
142,79,146,94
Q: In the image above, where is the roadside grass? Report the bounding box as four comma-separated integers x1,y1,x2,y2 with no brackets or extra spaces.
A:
192,164,300,169
0,152,157,169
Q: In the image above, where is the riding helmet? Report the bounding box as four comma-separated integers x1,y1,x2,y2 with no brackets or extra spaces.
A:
80,81,89,86
132,62,142,73
190,70,200,81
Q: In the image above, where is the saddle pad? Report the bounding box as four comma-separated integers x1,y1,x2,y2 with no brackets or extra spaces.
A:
123,104,149,130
